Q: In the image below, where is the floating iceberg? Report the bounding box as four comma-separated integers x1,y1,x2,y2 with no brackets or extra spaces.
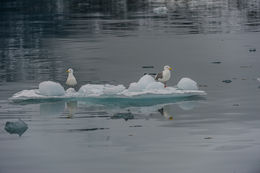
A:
9,75,206,103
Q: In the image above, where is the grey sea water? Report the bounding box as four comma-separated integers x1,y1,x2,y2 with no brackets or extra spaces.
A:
1,0,260,173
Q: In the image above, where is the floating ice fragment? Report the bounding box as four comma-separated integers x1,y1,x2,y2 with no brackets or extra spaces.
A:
177,78,198,90
39,81,65,96
66,88,76,93
153,6,168,15
5,119,28,136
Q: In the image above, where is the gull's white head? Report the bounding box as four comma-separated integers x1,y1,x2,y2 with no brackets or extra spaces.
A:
66,68,74,74
164,65,173,71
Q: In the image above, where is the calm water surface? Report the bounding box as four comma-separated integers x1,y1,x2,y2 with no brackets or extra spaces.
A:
1,0,260,173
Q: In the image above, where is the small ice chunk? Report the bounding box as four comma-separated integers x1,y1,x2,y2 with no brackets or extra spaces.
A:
39,81,65,96
5,119,28,136
128,75,163,92
153,6,168,15
66,88,76,94
177,78,198,90
65,88,77,97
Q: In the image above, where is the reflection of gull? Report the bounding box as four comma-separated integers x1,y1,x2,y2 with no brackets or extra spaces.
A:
158,107,173,120
257,78,260,82
66,68,77,87
66,101,78,118
155,65,173,88
40,101,65,116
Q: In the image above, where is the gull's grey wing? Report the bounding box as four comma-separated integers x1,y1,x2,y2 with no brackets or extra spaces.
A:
155,72,163,80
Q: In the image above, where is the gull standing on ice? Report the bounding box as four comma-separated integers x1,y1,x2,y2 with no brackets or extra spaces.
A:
155,65,173,88
66,68,77,87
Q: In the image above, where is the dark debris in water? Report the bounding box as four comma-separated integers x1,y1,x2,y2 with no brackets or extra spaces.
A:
211,61,222,64
204,137,213,140
232,104,240,106
249,48,256,52
69,128,109,132
142,66,154,69
60,115,110,119
199,84,208,87
129,125,142,128
144,73,157,76
111,112,134,121
222,80,232,83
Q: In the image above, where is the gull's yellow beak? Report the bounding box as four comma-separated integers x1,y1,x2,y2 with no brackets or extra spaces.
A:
66,70,69,73
169,67,173,71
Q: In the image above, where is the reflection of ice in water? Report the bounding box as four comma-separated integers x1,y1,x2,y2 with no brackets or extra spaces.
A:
125,100,198,116
39,101,78,118
156,101,198,120
178,101,196,110
40,101,65,116
37,97,199,120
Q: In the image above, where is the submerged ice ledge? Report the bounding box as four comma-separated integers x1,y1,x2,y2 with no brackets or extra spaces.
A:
9,75,206,102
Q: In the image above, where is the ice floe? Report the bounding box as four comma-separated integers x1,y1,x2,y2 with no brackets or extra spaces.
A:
9,75,206,103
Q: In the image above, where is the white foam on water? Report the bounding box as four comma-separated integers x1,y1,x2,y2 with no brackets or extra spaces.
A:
9,75,206,102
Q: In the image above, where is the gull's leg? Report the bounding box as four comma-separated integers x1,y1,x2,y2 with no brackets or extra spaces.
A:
164,82,167,88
